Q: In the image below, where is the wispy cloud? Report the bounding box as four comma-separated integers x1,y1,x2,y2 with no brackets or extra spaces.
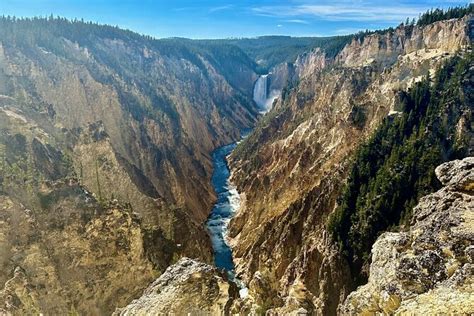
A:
209,5,233,13
284,19,310,24
174,4,234,14
252,2,430,22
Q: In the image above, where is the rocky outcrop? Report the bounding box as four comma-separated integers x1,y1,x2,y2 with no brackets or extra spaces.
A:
0,267,40,315
114,258,238,315
340,157,474,315
336,17,471,68
228,16,472,314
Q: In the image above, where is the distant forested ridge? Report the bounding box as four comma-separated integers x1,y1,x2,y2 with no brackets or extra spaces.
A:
201,35,353,72
0,16,259,91
2,5,472,75
328,50,473,284
0,16,354,75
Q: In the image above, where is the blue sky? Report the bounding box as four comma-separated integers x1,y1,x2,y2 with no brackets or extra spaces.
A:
1,0,472,38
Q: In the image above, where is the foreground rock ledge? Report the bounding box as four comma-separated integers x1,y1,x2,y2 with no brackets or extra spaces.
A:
114,258,238,315
340,157,474,315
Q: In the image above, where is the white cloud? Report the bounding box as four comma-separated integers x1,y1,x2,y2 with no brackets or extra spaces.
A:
284,19,310,24
277,24,283,27
252,2,430,22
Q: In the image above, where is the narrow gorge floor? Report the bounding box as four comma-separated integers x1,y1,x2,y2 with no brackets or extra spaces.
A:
206,142,239,272
205,74,275,297
205,141,249,298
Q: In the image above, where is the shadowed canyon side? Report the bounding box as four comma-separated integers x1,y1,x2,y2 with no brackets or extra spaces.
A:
228,15,473,314
0,18,261,314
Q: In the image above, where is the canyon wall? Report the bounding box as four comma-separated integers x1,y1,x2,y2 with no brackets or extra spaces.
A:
228,16,472,314
117,157,473,315
0,20,259,314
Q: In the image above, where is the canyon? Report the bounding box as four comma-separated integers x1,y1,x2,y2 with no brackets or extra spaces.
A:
0,9,473,316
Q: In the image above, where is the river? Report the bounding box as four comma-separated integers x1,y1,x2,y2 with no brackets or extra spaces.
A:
205,74,277,297
205,141,249,297
205,142,240,272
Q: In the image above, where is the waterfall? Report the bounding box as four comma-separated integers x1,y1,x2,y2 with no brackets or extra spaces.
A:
253,74,280,113
253,74,269,110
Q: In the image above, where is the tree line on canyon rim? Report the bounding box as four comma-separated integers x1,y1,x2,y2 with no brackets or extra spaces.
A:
328,50,473,284
0,14,356,75
1,4,470,74
352,4,473,41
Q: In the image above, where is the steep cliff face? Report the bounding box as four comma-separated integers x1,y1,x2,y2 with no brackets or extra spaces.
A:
0,19,259,314
0,196,156,315
0,24,258,222
340,157,474,315
336,17,471,68
228,16,472,314
0,108,157,314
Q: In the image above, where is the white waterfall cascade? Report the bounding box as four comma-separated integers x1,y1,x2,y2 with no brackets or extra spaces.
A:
253,74,280,113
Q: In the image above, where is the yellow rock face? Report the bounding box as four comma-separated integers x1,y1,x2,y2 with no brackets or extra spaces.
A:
114,258,238,316
0,193,158,315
